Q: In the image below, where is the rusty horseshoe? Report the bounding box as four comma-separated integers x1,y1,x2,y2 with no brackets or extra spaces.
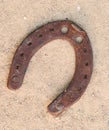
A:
7,20,93,116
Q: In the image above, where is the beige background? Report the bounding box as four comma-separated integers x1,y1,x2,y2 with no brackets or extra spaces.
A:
0,0,109,130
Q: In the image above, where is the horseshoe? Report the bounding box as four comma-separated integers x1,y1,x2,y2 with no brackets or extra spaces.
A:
7,20,93,116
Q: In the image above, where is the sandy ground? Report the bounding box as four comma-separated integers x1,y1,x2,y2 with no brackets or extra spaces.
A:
0,0,109,130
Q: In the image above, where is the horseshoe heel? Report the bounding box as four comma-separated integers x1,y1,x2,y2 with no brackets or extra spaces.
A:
7,20,93,116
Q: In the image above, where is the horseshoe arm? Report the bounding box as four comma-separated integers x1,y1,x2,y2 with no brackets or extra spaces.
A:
7,20,93,116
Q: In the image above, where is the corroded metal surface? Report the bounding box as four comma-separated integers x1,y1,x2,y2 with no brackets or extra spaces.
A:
7,20,93,116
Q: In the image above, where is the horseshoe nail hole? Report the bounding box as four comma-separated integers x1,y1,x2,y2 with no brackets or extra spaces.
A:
27,42,32,46
12,76,19,83
78,87,82,91
84,75,88,79
16,65,19,70
75,36,83,44
83,48,87,53
61,26,68,34
20,53,24,57
56,103,64,111
49,28,54,32
38,34,43,38
85,62,89,66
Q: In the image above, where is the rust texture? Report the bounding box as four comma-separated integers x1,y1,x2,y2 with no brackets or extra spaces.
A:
7,20,93,116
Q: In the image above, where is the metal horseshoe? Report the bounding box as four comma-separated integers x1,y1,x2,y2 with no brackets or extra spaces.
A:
7,20,93,116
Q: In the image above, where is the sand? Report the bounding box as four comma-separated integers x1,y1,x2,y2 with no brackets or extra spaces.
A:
0,0,109,130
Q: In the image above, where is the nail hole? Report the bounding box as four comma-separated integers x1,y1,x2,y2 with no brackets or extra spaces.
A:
20,53,24,57
27,42,32,46
12,76,19,83
78,87,82,91
75,36,83,44
61,26,68,34
83,48,87,53
84,75,87,79
85,62,89,66
16,65,19,70
38,34,43,38
49,28,54,32
56,103,64,111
